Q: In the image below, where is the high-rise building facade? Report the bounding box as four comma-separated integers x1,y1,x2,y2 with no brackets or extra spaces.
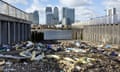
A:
62,7,75,25
33,11,39,24
46,7,59,25
29,10,39,24
106,8,117,24
107,8,116,16
53,7,59,24
46,7,53,25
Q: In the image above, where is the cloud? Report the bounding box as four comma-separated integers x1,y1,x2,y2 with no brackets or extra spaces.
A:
103,0,120,14
75,7,96,21
59,0,96,22
4,0,97,24
40,0,49,2
103,0,120,8
25,0,62,24
26,0,46,24
26,0,42,12
3,0,28,5
59,0,93,7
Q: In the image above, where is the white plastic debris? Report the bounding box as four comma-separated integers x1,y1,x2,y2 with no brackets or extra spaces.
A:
97,44,104,48
31,51,45,61
64,57,75,62
0,59,5,65
46,55,60,60
75,41,81,47
20,51,32,58
75,66,81,70
118,54,120,57
66,48,87,53
26,41,33,47
105,45,112,48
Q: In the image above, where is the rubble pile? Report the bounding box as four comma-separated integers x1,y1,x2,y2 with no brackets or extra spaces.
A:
3,60,61,72
0,40,120,72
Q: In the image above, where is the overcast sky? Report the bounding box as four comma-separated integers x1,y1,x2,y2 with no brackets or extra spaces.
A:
3,0,120,24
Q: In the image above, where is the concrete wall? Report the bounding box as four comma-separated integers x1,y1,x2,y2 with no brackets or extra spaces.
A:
72,29,83,40
83,24,120,44
0,0,31,45
0,20,31,45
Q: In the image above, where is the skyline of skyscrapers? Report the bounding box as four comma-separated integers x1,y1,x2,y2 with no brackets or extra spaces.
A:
46,7,59,25
29,7,75,25
45,7,75,25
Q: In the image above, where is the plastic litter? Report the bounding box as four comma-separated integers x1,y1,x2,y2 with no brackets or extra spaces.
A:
97,44,104,48
74,41,81,47
66,48,87,53
31,51,45,61
0,47,7,52
64,57,75,63
20,50,32,58
76,57,96,64
118,54,120,57
105,45,112,48
0,41,119,72
46,55,60,60
0,59,5,65
75,66,81,70
109,51,118,56
26,41,34,47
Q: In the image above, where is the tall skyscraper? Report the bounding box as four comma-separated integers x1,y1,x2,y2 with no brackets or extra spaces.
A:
53,7,59,24
107,8,116,16
46,7,59,25
33,11,39,24
106,8,117,23
46,7,53,25
62,7,75,25
29,10,39,24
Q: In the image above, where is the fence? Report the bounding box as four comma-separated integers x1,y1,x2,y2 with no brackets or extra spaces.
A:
0,0,29,21
80,15,120,25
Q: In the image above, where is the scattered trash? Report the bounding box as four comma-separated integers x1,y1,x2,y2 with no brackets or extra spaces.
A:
20,50,32,58
0,59,5,65
0,40,119,72
109,51,118,56
75,65,81,71
97,44,104,48
4,68,16,72
64,57,75,63
26,41,34,47
76,57,96,64
0,47,7,52
5,61,13,67
66,48,87,53
31,51,45,61
118,54,120,57
0,54,29,60
74,41,81,47
46,55,60,60
105,44,112,48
